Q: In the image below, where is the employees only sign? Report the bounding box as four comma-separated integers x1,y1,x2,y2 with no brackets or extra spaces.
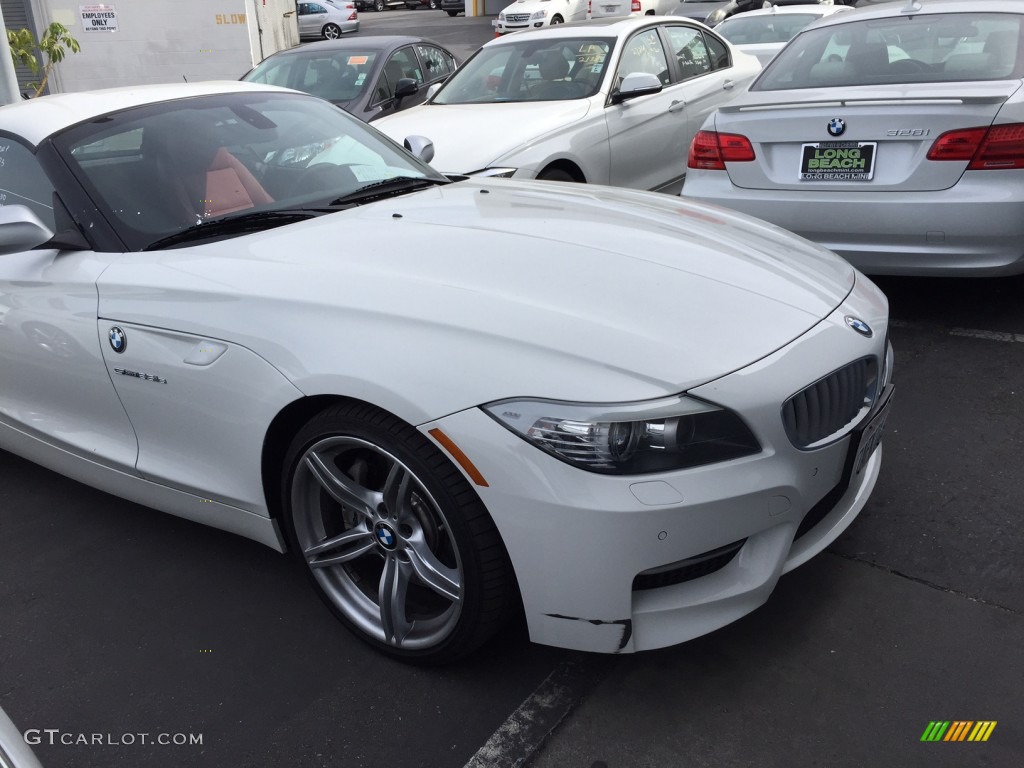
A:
81,4,118,32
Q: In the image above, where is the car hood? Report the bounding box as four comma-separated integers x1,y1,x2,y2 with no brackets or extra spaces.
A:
373,101,593,175
99,180,855,420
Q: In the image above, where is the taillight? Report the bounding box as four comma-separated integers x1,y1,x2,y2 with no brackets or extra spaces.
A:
631,0,641,11
927,123,1024,169
348,11,357,19
688,130,755,171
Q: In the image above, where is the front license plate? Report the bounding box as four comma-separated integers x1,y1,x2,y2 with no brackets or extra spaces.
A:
853,386,894,476
800,141,876,181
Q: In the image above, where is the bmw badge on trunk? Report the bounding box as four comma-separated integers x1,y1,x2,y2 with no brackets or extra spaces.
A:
827,118,846,137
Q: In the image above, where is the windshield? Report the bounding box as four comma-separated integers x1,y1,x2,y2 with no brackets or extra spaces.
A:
243,50,380,105
53,91,445,250
755,12,1023,90
716,14,821,45
433,38,614,104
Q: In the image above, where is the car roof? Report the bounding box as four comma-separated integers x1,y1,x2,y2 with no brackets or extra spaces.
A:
813,0,1024,27
0,81,290,147
486,14,710,45
719,4,848,19
273,35,439,55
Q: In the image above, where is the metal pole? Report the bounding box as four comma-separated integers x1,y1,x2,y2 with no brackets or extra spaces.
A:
0,10,24,104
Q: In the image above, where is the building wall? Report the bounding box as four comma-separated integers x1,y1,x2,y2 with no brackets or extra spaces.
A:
25,0,298,93
4,0,44,94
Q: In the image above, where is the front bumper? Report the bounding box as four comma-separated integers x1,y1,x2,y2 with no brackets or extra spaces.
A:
683,168,1024,276
422,281,892,653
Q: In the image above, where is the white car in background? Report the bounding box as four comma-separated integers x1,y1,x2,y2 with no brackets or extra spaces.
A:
495,0,588,35
375,15,760,192
1,80,891,663
713,3,854,66
683,0,1024,275
588,0,680,20
297,0,359,40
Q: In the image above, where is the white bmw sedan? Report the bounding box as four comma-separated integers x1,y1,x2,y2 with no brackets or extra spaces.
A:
683,0,1024,276
0,82,892,662
374,15,761,192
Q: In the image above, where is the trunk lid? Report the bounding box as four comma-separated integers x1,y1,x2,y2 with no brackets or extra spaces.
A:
716,80,1021,192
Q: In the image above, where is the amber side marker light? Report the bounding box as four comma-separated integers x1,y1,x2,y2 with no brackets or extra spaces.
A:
428,428,489,487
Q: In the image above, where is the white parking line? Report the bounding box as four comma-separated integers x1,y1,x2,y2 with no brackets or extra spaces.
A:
463,660,602,768
890,319,1024,342
949,327,1024,343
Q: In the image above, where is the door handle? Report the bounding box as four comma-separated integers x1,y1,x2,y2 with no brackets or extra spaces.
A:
668,100,686,113
723,80,735,90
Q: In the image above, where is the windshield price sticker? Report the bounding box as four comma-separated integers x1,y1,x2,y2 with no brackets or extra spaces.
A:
800,141,876,181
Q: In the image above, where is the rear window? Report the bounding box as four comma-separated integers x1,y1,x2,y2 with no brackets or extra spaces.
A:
716,14,821,46
754,12,1023,90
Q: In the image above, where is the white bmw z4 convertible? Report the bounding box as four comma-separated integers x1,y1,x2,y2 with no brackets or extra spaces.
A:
0,82,893,662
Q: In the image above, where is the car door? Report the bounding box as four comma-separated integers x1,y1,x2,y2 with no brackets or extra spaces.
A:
297,3,324,37
0,136,139,472
661,25,743,164
605,27,689,192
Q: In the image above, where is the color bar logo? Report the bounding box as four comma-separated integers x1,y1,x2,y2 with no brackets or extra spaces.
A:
921,721,997,742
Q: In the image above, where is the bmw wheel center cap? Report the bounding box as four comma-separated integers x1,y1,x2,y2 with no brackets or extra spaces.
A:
845,315,873,337
108,326,127,353
827,117,846,137
374,522,398,551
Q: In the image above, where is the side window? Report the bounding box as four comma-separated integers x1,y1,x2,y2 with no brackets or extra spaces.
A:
376,48,424,104
664,26,713,81
704,32,731,71
417,45,454,82
0,139,56,230
297,3,311,15
247,59,295,87
616,29,671,88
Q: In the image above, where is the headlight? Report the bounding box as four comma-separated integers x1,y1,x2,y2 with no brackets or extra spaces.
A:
706,9,726,25
471,167,518,178
483,396,760,475
531,10,547,19
499,12,505,19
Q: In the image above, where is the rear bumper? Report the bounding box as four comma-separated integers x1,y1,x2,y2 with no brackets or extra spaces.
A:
683,169,1024,276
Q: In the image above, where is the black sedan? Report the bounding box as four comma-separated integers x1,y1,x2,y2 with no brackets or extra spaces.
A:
242,36,459,123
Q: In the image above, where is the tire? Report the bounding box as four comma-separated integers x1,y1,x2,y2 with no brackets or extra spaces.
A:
446,9,458,16
322,23,342,40
374,0,386,10
537,166,577,182
551,14,563,24
282,402,514,663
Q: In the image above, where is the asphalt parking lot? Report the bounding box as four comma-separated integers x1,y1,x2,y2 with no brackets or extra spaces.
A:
2,10,1023,768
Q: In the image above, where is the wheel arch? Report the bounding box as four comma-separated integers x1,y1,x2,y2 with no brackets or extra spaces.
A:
262,394,356,541
538,159,586,183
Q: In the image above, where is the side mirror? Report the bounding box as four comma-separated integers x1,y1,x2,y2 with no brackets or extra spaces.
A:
394,77,419,100
611,72,663,104
403,135,435,164
425,82,443,101
0,206,55,256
